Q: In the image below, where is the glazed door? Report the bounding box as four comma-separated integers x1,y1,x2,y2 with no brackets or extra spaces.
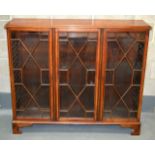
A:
101,30,147,120
10,31,51,119
56,30,100,120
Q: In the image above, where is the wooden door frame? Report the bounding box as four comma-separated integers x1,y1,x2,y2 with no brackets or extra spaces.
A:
6,28,53,121
54,28,101,121
100,28,150,122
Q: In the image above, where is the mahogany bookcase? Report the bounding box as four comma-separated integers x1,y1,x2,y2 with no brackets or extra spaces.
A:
5,19,151,135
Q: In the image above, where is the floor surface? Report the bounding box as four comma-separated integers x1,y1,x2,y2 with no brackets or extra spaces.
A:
0,110,155,140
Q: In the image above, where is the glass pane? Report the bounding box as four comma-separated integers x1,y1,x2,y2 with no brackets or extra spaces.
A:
59,70,68,84
11,31,50,118
105,71,113,84
133,71,141,84
103,32,145,119
106,41,123,69
14,69,22,83
65,101,85,118
13,31,40,52
79,41,97,69
123,86,140,111
127,42,144,69
112,101,129,118
69,59,86,95
117,33,135,52
33,40,49,68
79,86,94,111
104,86,120,111
115,59,132,96
59,32,97,118
60,85,75,110
59,38,76,69
42,70,49,84
68,33,87,53
15,85,30,109
23,57,40,94
35,86,50,109
12,39,29,68
87,70,95,84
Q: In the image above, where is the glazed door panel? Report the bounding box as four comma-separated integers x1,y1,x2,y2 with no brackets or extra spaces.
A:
11,31,51,119
56,31,99,120
102,31,146,119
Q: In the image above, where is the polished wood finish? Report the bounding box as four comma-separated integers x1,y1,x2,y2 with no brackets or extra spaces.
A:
5,19,150,135
12,122,32,134
5,19,51,30
101,29,149,122
6,19,151,30
49,30,54,120
55,29,101,121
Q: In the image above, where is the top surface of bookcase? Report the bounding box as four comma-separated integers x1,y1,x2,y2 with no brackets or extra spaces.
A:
5,18,151,30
